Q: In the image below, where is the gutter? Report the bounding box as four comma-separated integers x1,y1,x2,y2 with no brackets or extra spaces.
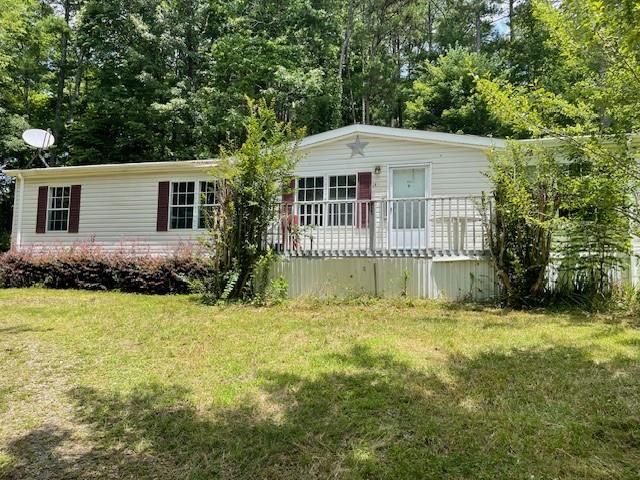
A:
14,172,24,250
4,158,218,180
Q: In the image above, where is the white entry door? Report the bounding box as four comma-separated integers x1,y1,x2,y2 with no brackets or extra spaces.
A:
389,166,430,250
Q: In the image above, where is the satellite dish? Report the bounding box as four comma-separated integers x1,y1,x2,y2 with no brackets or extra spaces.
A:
22,129,55,167
23,129,55,150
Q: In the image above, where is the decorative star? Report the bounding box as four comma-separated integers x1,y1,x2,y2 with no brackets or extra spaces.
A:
346,135,368,157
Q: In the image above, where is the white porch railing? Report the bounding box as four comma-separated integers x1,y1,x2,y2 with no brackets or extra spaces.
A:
267,195,492,257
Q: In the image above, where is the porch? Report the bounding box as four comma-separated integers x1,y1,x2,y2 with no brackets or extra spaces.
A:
267,195,492,258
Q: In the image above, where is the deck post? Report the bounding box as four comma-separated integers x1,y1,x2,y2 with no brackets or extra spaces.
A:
369,201,376,253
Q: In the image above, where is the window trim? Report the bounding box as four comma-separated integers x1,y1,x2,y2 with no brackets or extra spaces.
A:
198,180,220,229
296,176,325,226
169,181,196,230
328,174,357,227
168,180,221,231
295,174,360,227
46,185,71,232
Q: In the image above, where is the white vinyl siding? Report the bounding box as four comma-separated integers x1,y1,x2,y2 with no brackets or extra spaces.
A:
15,171,217,254
296,134,492,200
12,133,494,254
288,135,492,253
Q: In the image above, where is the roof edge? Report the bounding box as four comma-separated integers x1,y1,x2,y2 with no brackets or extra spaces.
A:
4,159,218,178
298,124,507,150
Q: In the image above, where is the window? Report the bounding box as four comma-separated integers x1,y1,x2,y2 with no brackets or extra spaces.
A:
47,186,70,231
328,175,357,226
170,182,195,229
198,181,220,229
297,176,324,226
169,180,222,230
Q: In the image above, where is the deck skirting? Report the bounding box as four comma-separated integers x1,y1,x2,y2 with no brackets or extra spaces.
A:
272,256,498,300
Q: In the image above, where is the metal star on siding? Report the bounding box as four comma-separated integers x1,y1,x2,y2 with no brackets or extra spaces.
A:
346,135,368,157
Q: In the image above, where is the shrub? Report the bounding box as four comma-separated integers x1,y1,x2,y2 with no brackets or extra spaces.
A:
0,242,214,295
205,98,302,302
483,143,561,308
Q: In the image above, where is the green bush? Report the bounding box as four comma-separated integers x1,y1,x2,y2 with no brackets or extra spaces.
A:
0,242,214,294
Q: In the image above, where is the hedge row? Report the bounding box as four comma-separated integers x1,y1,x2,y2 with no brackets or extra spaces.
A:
0,243,214,294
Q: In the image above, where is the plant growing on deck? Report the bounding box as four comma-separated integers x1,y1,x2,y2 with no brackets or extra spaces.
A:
204,99,303,302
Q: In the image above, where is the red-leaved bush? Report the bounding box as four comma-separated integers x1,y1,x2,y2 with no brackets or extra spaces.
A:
0,241,214,294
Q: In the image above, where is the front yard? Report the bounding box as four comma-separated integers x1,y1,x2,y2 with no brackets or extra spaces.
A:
0,289,639,479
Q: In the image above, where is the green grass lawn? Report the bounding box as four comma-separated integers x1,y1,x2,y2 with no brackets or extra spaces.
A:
0,289,639,479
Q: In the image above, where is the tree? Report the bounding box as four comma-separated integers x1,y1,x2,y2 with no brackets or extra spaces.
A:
406,48,511,135
477,0,640,302
435,0,502,53
205,99,303,302
484,143,561,307
555,140,634,299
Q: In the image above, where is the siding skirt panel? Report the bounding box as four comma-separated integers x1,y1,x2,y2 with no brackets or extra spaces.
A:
272,257,497,300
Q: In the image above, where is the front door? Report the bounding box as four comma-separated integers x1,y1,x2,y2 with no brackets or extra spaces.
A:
389,166,430,250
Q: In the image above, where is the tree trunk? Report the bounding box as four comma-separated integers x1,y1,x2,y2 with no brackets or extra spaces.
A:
509,0,515,42
338,0,355,125
67,50,84,125
361,46,368,124
338,0,354,82
55,0,71,140
395,35,402,127
427,1,433,52
185,0,197,85
475,7,482,52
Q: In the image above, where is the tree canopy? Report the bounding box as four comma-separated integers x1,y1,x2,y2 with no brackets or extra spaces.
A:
0,0,561,169
1,0,638,253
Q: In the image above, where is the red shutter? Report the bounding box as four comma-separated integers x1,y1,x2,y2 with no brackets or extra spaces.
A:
357,172,372,228
282,177,295,204
280,178,297,248
36,186,48,234
68,185,81,233
156,181,170,232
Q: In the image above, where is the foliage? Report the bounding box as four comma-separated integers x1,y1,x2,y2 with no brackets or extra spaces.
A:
476,0,640,306
486,138,636,308
0,242,213,294
0,0,529,172
483,143,561,307
476,0,640,138
0,178,11,252
406,48,511,136
205,99,302,302
250,248,288,306
555,139,634,298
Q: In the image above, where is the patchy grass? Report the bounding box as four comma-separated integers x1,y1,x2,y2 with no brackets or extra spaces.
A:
0,289,639,479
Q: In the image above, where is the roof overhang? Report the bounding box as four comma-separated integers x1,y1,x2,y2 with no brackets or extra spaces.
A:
4,159,218,179
518,133,640,148
298,124,507,151
5,127,638,180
